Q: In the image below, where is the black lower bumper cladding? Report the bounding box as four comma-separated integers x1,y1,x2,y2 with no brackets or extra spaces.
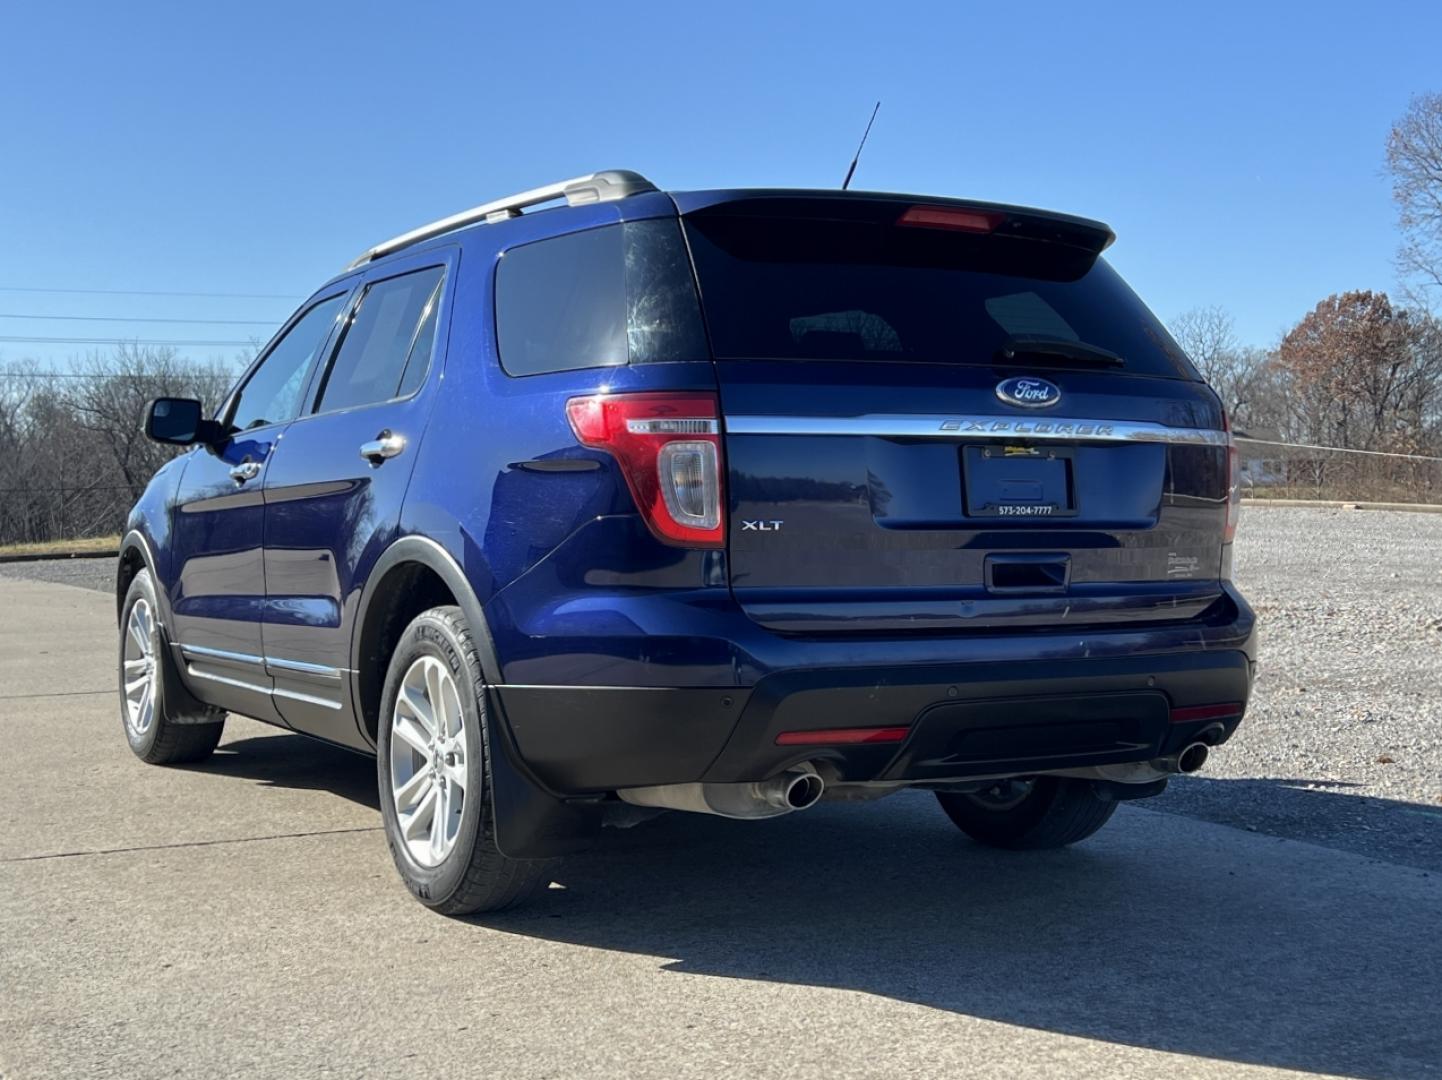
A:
498,649,1253,795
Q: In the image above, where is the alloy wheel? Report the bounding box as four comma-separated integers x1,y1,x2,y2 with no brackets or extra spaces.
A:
389,656,469,868
122,598,159,738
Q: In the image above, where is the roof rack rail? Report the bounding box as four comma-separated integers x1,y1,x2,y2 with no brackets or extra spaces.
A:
346,169,657,269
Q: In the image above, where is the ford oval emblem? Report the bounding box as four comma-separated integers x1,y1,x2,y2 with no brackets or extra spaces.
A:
996,376,1061,409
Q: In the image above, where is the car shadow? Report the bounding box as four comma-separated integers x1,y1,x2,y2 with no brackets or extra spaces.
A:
490,783,1440,1079
196,731,381,811
184,737,1442,1077
1155,773,1442,874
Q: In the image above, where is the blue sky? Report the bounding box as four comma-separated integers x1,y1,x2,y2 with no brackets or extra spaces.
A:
2,0,1438,371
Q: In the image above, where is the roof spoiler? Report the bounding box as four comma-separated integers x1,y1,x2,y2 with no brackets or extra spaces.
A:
674,190,1116,255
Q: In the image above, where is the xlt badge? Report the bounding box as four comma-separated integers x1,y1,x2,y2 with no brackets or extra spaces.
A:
741,520,784,532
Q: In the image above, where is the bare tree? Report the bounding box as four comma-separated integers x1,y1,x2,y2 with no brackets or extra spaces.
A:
68,345,233,498
0,366,87,544
1387,92,1442,304
0,347,239,546
1167,306,1267,424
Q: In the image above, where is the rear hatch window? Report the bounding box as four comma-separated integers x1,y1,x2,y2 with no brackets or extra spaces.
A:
681,201,1196,379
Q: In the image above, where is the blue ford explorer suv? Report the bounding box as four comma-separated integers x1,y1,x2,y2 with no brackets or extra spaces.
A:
119,170,1255,914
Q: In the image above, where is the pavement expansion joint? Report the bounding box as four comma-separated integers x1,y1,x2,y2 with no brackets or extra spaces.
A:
3,825,383,864
0,688,111,701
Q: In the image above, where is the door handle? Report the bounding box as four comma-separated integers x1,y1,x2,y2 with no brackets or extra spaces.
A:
228,461,262,484
359,431,406,465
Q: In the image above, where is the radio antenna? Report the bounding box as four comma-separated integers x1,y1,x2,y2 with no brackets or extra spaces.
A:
841,101,881,191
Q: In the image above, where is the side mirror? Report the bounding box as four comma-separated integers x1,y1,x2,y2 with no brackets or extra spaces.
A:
144,398,223,446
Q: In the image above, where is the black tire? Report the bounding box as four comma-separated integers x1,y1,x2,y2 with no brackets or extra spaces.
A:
936,777,1118,850
118,569,225,765
377,606,555,915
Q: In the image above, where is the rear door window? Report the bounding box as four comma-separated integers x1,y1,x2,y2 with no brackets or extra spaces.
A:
314,266,445,414
683,209,1195,378
495,220,706,376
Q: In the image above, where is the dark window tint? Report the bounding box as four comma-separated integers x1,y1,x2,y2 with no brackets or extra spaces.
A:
315,267,445,413
497,226,626,376
495,220,706,376
683,210,1194,378
228,294,346,432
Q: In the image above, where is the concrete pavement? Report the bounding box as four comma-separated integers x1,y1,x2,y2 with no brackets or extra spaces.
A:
1,577,1439,1079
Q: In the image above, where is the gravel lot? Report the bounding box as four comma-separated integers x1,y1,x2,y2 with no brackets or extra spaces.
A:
1152,506,1442,869
1226,506,1442,804
0,553,116,593
5,505,1440,868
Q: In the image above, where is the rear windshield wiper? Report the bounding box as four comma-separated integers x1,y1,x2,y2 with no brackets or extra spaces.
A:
997,335,1124,368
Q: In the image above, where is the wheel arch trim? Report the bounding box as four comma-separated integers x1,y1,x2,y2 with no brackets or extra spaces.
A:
118,529,168,629
351,534,503,687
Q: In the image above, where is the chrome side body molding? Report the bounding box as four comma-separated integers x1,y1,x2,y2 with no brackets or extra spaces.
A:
179,643,346,710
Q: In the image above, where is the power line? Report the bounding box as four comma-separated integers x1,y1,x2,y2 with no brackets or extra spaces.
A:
0,336,256,347
1235,437,1442,463
0,285,301,301
0,313,279,326
3,371,234,380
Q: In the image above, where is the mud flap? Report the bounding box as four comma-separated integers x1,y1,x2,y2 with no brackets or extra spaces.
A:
483,687,602,859
157,625,224,724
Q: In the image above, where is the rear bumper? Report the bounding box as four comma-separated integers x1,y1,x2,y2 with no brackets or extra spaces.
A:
495,587,1257,793
700,650,1250,786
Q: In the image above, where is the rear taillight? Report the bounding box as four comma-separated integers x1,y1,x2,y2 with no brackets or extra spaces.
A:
566,392,725,548
1223,411,1240,543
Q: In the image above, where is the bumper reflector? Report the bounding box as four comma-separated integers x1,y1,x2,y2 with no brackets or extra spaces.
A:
775,726,910,746
1169,703,1244,724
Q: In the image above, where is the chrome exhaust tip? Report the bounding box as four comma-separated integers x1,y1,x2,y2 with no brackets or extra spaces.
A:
1177,742,1210,774
617,763,826,819
782,768,825,811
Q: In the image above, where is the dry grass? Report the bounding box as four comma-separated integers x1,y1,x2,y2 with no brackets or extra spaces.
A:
0,534,120,558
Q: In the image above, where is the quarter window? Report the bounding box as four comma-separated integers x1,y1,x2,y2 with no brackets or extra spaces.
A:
495,220,706,376
227,293,346,432
497,226,627,376
314,267,446,414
